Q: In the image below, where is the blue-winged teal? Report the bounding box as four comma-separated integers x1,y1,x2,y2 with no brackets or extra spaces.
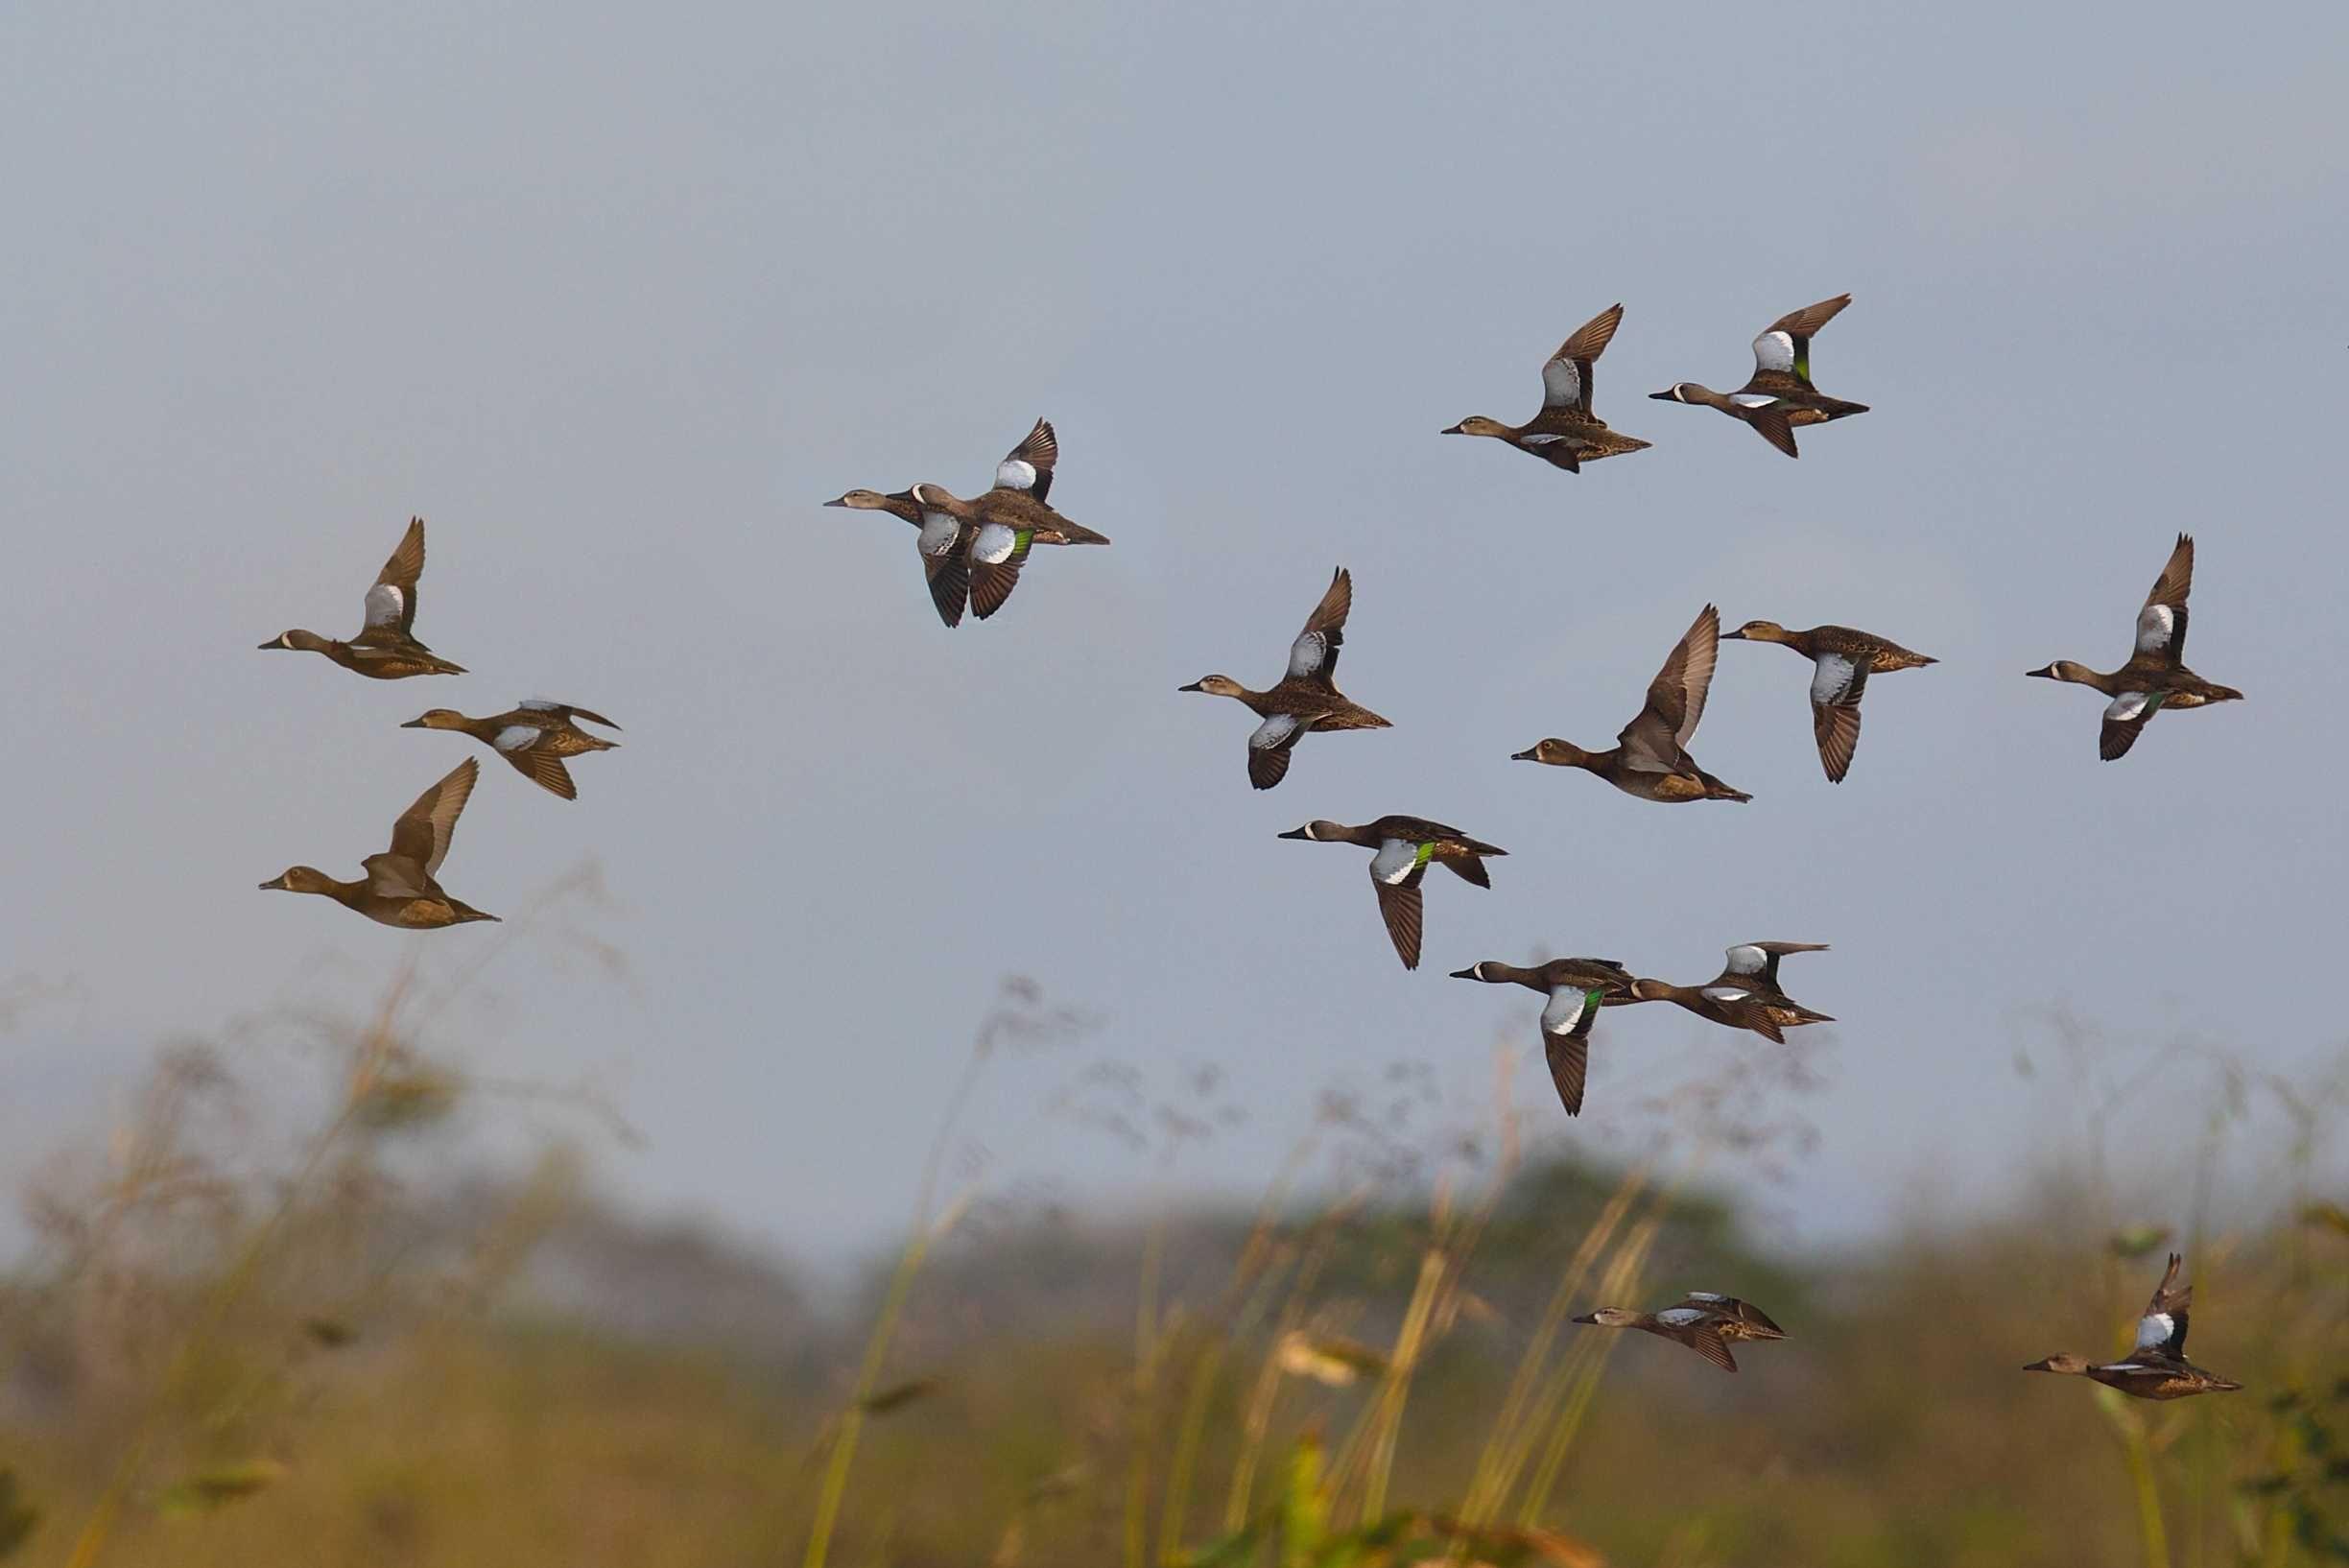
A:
1513,605,1751,803
2028,534,2243,760
260,517,465,678
1279,817,1505,971
1441,303,1651,473
1649,295,1869,459
2026,1252,2242,1400
1182,567,1391,790
1620,976,1786,1042
909,421,1109,621
259,758,498,928
1572,1294,1788,1373
1447,958,1637,1116
1699,941,1835,1032
822,488,968,628
403,701,622,800
1721,620,1937,782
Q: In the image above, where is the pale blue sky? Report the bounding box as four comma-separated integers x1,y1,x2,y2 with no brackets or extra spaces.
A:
3,0,2344,1260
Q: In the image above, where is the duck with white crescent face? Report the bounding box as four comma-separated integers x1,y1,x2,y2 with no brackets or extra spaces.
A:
2026,534,2243,761
1649,295,1870,459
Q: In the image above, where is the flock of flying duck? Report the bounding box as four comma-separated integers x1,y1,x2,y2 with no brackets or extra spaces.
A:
240,296,2247,1395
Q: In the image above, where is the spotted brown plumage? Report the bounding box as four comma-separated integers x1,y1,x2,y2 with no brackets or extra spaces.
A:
1572,1294,1788,1373
2024,1251,2243,1400
1648,294,1868,457
1441,302,1652,473
1700,941,1836,1031
403,701,622,801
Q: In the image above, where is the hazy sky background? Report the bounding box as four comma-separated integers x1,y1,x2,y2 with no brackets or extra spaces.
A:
5,1,2345,1264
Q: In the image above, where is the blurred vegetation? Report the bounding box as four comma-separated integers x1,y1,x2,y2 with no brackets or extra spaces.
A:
0,972,2344,1567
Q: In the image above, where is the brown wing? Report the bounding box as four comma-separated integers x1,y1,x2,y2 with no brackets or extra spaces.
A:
967,531,1032,620
1678,1324,1740,1373
1544,1032,1588,1117
1247,722,1306,790
1541,302,1625,414
1812,696,1863,783
387,757,479,875
516,700,620,730
2099,690,2163,761
1745,406,1800,459
1440,853,1491,889
997,418,1058,504
922,543,968,627
2135,1252,2193,1357
364,517,428,637
1671,1295,1786,1337
2136,534,2194,664
1644,604,1720,749
1372,877,1424,970
502,746,578,800
1287,567,1353,683
1764,294,1853,344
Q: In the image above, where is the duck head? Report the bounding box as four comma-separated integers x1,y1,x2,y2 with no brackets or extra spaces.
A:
1649,383,1708,403
260,630,331,653
1511,738,1590,768
2025,660,2096,683
1722,619,1791,643
824,488,890,509
1447,962,1498,982
260,866,337,895
2023,1354,2090,1376
1627,978,1675,1002
400,710,470,731
1441,416,1510,439
1179,675,1246,698
1572,1308,1640,1327
1278,821,1346,842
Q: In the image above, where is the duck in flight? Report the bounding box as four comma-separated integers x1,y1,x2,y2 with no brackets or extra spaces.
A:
1441,303,1651,473
1696,942,1835,1033
826,420,1106,626
403,701,622,800
2025,1252,2242,1400
259,758,498,928
1649,295,1869,458
1572,1294,1788,1372
1512,605,1751,802
2027,534,2242,760
259,516,465,678
910,419,1109,621
1181,567,1391,790
1721,620,1936,782
1278,817,1504,970
1447,957,1638,1116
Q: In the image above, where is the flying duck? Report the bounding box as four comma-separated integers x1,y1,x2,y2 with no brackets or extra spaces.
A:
1572,1294,1789,1372
1278,817,1505,970
1181,567,1391,790
1513,605,1751,802
1649,295,1869,458
1698,942,1835,1032
2027,534,2243,760
403,701,622,800
259,517,465,678
1447,958,1638,1116
259,758,498,928
1721,620,1936,782
910,420,1109,621
1441,303,1651,473
2025,1252,2242,1400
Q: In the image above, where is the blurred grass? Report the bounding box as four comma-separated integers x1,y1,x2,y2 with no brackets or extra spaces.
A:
1,976,2345,1567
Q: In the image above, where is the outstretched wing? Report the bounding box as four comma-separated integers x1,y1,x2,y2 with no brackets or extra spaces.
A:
1287,566,1354,684
994,418,1058,504
1751,295,1852,388
363,517,428,638
1247,712,1307,790
2133,1252,2192,1357
2100,689,2165,761
1540,986,1602,1116
2135,534,2194,665
387,757,479,876
516,699,621,730
1540,303,1625,416
1371,876,1424,970
1644,604,1721,749
1810,653,1869,782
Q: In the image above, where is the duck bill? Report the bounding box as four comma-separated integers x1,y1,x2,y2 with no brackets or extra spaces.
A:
2021,1358,2055,1372
1177,680,1204,693
1446,966,1480,980
1276,827,1313,840
1647,390,1674,400
1439,423,1465,435
1509,747,1539,762
1720,629,1747,640
257,638,286,650
258,875,288,891
398,717,429,728
2024,666,2055,678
